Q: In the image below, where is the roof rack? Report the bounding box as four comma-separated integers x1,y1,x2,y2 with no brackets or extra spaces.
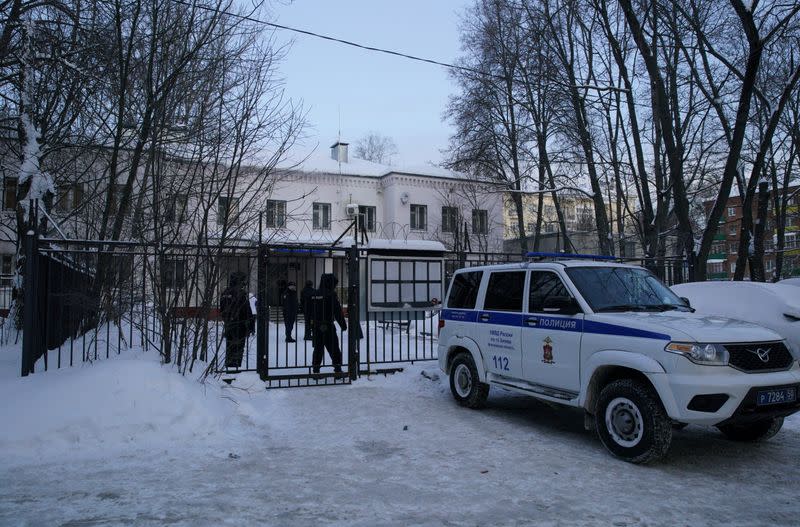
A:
525,252,616,261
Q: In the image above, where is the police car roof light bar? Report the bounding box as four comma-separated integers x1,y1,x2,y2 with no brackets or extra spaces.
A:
525,252,617,261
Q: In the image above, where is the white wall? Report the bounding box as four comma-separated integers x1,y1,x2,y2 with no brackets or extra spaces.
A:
260,169,505,251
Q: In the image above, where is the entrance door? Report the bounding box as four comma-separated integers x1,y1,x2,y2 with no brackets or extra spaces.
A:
521,271,583,394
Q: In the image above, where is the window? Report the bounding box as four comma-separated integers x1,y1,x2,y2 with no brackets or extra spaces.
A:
359,205,376,232
709,262,726,274
442,206,458,233
56,184,84,213
576,207,593,229
108,184,126,215
730,262,736,275
729,243,738,254
728,206,736,217
217,196,239,226
446,271,483,309
266,199,286,228
369,257,443,309
1,254,12,287
529,271,571,313
161,258,186,289
164,193,188,223
472,209,488,235
544,223,557,233
543,205,555,218
484,271,526,312
3,177,18,210
313,202,331,230
566,267,684,311
410,204,427,231
729,224,737,236
765,259,775,272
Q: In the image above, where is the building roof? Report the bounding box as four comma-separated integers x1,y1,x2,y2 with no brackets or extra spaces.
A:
278,145,467,181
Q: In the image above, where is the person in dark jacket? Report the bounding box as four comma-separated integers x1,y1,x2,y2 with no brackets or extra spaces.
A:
300,280,315,340
220,272,254,370
282,281,298,343
310,273,347,374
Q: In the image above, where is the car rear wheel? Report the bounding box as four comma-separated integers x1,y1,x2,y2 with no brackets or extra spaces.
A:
717,417,784,442
449,352,489,409
595,379,672,464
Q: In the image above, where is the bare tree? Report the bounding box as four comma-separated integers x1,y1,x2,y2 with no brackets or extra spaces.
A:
353,132,398,164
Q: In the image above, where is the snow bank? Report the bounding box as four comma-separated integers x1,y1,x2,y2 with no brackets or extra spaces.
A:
0,352,238,465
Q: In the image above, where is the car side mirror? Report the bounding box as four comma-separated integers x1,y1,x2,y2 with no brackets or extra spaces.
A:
542,296,581,315
680,296,691,308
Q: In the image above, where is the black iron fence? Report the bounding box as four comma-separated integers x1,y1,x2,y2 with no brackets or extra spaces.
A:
19,225,690,387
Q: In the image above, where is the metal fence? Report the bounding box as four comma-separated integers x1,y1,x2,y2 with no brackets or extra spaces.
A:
18,225,690,387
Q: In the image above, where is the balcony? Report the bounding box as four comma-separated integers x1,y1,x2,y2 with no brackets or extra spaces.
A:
709,253,726,261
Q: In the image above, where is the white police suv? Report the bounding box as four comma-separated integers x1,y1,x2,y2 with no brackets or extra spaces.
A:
438,254,800,463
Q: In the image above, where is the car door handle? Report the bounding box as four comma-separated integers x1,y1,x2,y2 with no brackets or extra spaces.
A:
479,313,491,322
525,317,539,327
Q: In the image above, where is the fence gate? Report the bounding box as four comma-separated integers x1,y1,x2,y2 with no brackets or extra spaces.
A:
248,244,360,388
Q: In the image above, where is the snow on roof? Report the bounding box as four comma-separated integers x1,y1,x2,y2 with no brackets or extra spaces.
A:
278,145,467,181
367,239,446,252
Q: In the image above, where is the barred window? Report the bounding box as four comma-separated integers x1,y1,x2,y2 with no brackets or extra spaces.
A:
313,202,331,230
442,206,458,233
267,200,287,228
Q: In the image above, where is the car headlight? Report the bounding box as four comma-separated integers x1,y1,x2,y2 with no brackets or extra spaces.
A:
665,342,730,366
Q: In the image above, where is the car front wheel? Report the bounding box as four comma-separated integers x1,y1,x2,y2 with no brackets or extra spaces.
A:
595,379,672,464
717,417,784,442
449,352,489,409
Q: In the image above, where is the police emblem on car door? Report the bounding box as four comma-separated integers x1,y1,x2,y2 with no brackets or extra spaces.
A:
542,336,554,364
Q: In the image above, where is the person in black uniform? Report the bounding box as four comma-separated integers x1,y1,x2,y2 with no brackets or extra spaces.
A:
282,281,298,343
220,272,254,370
300,280,315,340
310,273,347,374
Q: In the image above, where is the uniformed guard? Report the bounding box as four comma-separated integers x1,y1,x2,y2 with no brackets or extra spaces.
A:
310,273,347,374
219,272,254,370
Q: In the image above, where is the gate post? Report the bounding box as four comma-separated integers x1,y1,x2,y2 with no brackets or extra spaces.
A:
256,244,268,380
347,244,360,381
21,203,40,376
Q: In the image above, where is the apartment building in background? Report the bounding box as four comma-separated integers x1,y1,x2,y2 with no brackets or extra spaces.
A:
704,185,800,280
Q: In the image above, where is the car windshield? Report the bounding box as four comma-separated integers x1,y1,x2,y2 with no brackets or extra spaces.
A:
565,266,688,313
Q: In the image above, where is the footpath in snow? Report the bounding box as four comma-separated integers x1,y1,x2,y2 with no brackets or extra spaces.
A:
1,348,799,526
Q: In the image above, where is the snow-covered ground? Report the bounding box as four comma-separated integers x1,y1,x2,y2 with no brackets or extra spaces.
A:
1,347,799,526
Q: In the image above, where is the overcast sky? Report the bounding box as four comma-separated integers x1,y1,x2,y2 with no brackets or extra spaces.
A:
271,0,471,167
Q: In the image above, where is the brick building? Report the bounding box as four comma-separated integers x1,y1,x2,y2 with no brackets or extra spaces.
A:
704,185,800,280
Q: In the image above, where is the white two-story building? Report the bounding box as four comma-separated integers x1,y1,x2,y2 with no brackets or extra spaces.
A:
261,141,505,253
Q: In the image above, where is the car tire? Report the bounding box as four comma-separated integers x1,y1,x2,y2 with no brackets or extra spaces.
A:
449,352,489,409
717,417,784,442
595,379,672,464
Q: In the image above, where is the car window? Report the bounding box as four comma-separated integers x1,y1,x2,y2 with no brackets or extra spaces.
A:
447,271,483,309
565,266,685,312
529,271,570,313
484,271,526,312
